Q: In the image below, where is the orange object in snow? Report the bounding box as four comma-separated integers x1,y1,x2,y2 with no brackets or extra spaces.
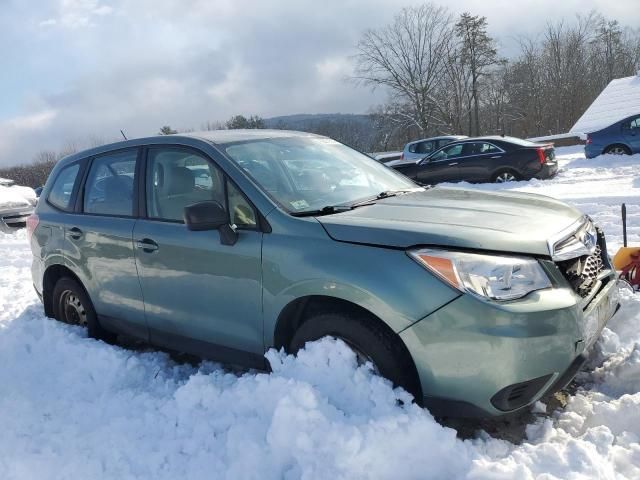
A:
613,204,640,288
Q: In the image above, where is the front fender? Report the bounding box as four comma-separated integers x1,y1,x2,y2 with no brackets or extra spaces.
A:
261,217,460,347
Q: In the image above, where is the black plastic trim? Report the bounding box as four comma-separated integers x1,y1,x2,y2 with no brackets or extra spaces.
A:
491,374,554,411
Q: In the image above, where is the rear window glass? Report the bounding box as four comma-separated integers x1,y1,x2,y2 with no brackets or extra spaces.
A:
48,163,80,211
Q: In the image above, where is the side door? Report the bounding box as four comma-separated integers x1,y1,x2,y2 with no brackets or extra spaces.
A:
133,146,265,367
65,148,148,339
622,116,640,152
415,143,464,184
457,142,504,182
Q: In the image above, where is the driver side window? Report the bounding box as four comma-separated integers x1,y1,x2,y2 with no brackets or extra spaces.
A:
430,144,463,162
146,148,224,222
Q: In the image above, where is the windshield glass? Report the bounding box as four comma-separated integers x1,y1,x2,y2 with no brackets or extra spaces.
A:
224,136,418,213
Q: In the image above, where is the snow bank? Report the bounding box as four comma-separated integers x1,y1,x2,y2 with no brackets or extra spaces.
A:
0,147,639,479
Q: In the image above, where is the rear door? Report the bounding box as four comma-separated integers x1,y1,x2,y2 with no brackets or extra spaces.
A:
415,143,464,184
622,116,640,152
133,146,264,367
65,148,147,339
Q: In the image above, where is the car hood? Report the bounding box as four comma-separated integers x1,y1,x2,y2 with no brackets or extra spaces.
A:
316,187,583,256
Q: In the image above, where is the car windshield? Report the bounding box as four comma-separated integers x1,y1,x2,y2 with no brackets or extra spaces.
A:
224,136,419,214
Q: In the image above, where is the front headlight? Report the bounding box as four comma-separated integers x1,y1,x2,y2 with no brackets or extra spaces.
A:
408,248,552,301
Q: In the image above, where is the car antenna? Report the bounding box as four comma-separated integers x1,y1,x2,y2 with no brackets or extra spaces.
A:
120,129,128,140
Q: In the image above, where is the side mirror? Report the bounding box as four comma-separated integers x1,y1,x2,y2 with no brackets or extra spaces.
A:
184,200,238,245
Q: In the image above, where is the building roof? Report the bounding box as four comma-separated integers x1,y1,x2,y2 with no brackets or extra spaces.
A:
570,74,640,134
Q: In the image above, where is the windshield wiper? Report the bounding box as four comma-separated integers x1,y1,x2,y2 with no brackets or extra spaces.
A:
290,204,356,217
349,188,423,207
290,189,424,217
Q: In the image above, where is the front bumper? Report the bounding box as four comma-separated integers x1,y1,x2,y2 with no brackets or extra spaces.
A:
0,208,33,232
400,274,620,417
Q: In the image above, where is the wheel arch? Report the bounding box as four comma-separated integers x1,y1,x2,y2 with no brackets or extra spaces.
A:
42,264,87,318
273,294,423,399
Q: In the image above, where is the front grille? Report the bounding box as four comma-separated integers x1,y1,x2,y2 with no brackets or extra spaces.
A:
556,229,608,298
558,245,604,297
6,221,26,229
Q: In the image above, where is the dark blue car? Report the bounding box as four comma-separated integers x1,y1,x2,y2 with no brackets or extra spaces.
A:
585,114,640,158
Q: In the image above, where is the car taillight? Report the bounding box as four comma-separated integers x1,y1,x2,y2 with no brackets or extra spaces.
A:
400,152,404,160
586,135,592,145
26,214,39,240
536,147,546,164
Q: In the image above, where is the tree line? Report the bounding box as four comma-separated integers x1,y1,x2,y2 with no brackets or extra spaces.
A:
354,4,640,143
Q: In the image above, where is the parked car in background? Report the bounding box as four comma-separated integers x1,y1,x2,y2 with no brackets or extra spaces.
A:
392,136,557,185
0,181,35,232
30,130,618,418
387,135,467,167
585,114,640,158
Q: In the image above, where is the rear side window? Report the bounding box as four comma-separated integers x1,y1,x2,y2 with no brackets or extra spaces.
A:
84,149,138,216
48,163,80,211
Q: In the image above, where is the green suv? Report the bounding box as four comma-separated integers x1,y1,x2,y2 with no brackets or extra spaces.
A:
28,130,620,417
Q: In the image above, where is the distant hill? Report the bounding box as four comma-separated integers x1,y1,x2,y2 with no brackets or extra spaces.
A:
264,113,373,129
263,113,379,151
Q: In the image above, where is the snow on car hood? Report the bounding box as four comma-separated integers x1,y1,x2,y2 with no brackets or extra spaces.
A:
317,187,583,256
0,185,33,210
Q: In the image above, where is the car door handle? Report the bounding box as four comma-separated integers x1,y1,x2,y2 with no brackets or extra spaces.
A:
448,162,459,166
490,155,502,159
67,227,83,240
135,238,159,252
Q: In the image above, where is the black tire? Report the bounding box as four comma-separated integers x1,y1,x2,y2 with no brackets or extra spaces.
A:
52,277,117,343
491,169,520,183
604,144,631,155
289,311,422,402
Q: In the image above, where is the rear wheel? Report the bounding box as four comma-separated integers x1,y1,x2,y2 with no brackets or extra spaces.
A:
604,144,631,155
52,277,116,343
289,311,422,402
492,170,520,183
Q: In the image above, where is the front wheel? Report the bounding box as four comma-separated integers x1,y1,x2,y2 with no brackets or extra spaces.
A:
52,277,116,343
289,311,422,401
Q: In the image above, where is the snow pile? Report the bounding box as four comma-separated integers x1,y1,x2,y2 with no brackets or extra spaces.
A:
0,147,639,478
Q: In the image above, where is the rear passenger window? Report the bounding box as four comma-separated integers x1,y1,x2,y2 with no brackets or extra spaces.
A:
84,150,137,216
146,148,225,222
48,163,80,211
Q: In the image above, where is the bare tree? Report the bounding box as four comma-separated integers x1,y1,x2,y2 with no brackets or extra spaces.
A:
353,3,455,133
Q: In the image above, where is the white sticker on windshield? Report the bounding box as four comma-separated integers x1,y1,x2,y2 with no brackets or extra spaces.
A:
290,199,310,210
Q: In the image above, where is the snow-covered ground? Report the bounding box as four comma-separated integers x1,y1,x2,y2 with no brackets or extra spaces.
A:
0,146,639,479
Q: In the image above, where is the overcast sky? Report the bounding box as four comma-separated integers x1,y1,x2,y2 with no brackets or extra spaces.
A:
1,0,639,166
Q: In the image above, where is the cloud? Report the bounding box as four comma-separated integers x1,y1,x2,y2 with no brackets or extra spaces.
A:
39,0,114,29
2,0,640,167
